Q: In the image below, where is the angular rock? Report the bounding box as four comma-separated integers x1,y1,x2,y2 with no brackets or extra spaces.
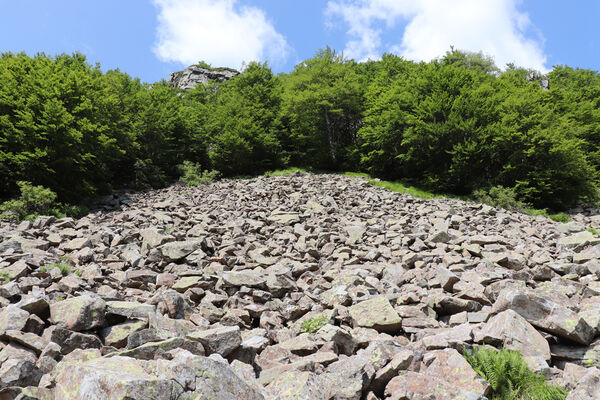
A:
348,297,402,333
492,289,595,345
187,326,242,357
476,309,551,361
50,295,106,332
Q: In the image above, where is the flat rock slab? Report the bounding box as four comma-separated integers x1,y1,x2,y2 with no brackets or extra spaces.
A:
50,295,106,332
348,297,402,333
187,326,242,357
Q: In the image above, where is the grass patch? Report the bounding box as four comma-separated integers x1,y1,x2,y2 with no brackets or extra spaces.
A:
525,208,571,223
588,227,600,236
345,172,571,222
0,271,11,284
43,262,72,276
300,316,328,334
464,346,567,400
264,167,309,177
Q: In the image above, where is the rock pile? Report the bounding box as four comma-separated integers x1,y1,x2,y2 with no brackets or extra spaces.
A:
1,172,600,399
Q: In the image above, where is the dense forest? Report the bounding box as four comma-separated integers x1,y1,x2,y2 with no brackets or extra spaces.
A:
1,48,599,212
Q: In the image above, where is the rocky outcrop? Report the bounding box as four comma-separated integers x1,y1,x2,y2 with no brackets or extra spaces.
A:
1,172,600,398
168,65,239,91
527,70,550,91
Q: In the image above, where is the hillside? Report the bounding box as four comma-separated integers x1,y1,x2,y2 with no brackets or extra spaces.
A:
1,172,599,399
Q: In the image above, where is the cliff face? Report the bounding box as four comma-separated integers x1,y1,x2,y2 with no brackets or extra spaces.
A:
168,65,239,91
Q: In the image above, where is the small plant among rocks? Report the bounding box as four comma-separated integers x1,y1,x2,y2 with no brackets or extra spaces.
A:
300,316,328,334
464,346,567,400
0,271,11,284
178,161,220,186
42,262,72,276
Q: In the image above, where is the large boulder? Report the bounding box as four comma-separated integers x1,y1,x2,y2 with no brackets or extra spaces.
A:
385,348,490,400
53,350,264,399
50,295,106,332
492,289,595,345
566,367,600,400
476,309,551,362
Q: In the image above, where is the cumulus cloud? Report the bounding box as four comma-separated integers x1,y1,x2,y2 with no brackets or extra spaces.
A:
153,0,289,68
326,0,548,71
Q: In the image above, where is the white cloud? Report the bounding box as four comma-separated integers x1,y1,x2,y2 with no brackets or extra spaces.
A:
153,0,289,68
326,0,548,72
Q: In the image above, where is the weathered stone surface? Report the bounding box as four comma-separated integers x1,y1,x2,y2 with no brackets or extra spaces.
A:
4,172,600,396
50,295,106,332
100,320,147,348
348,297,402,333
385,348,490,400
0,306,29,335
566,367,600,400
168,65,239,91
158,240,202,262
493,289,595,345
476,309,551,361
187,326,242,357
106,301,155,320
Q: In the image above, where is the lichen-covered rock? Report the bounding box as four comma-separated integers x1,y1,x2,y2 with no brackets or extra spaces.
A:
476,309,551,362
566,367,600,400
385,348,490,400
158,240,202,262
49,295,106,332
348,297,402,333
492,289,595,345
53,351,264,400
186,326,241,357
266,370,326,400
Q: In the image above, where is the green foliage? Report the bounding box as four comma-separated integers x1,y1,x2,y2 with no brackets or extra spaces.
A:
300,316,328,333
280,47,364,169
549,213,571,223
464,346,567,400
588,227,600,235
44,262,72,276
178,161,220,186
0,271,11,284
0,181,57,220
264,167,308,177
205,62,282,176
441,47,500,74
195,61,212,69
2,50,600,211
473,186,526,211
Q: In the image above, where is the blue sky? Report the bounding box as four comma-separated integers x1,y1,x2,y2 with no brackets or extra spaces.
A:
0,0,598,83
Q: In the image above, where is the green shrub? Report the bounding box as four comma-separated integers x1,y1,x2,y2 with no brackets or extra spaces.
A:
0,181,57,220
464,346,567,400
300,316,328,333
473,186,526,211
178,161,220,186
588,228,600,236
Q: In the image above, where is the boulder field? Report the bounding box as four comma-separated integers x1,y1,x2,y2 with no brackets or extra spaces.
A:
1,172,600,399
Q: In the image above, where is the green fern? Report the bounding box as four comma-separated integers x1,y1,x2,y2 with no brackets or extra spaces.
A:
464,347,567,400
